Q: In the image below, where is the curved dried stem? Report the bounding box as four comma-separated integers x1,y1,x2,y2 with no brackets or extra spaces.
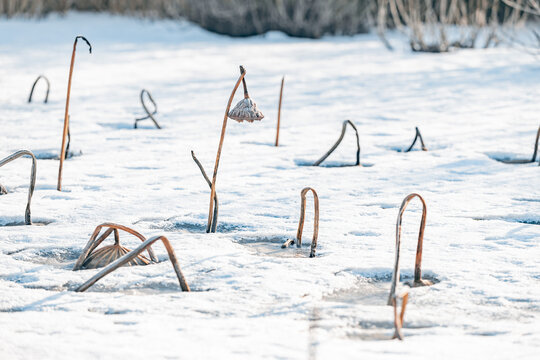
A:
499,125,540,164
134,89,161,129
391,292,409,340
75,235,190,292
0,150,37,225
275,76,285,147
282,187,319,258
313,120,360,166
206,65,247,233
405,127,428,152
191,151,218,233
73,223,158,271
388,193,431,306
28,75,50,103
57,35,92,192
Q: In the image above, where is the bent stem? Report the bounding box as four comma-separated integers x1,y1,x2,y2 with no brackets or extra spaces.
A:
206,65,246,233
134,89,161,129
0,150,37,225
57,35,92,191
191,151,219,233
28,75,50,103
313,120,360,166
405,127,428,152
75,235,190,292
282,187,319,258
275,76,285,146
388,193,430,306
531,125,540,163
73,223,158,271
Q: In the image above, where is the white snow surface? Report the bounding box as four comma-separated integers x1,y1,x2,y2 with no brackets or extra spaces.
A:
0,12,539,360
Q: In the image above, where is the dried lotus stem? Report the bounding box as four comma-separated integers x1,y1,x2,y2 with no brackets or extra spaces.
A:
392,292,409,340
275,76,284,146
57,35,92,192
532,125,539,163
388,193,431,306
75,235,190,292
28,75,50,103
404,127,427,152
0,150,37,225
282,187,319,258
134,89,161,129
73,223,158,271
0,184,7,195
313,120,360,166
191,151,218,233
498,126,540,164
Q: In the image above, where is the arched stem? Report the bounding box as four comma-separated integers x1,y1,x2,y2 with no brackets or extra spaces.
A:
313,120,360,166
405,127,428,152
275,76,285,147
0,150,37,225
206,66,246,233
388,193,430,306
191,151,218,233
282,187,319,258
73,223,157,271
28,75,50,103
57,35,92,191
134,89,161,129
75,235,190,292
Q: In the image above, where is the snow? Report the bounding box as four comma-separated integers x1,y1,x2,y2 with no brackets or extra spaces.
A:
0,12,539,360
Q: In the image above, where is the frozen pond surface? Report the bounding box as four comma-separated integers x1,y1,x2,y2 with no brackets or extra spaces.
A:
0,12,539,360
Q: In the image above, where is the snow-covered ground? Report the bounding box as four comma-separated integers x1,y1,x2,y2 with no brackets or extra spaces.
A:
0,13,539,360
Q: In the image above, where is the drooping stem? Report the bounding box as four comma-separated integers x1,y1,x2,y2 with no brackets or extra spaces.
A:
206,66,246,233
57,36,91,191
313,120,360,166
134,89,161,129
28,75,50,103
0,150,37,225
405,127,428,152
191,151,218,233
75,235,190,292
275,76,285,147
282,187,319,258
388,193,430,306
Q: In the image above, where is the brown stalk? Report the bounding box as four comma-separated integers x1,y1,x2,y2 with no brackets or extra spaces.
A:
206,65,247,233
28,75,50,103
134,89,161,129
313,120,360,166
281,187,319,258
73,223,158,271
391,292,409,340
275,76,285,146
404,127,428,152
57,35,92,192
0,150,37,225
75,235,190,292
191,151,218,233
388,193,432,306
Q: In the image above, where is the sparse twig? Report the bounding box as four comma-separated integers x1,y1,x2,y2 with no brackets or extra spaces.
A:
0,150,37,225
388,193,432,306
404,127,428,152
313,120,360,166
75,235,190,292
134,89,161,129
57,35,92,191
282,187,319,258
28,75,50,103
275,76,285,146
73,223,158,271
191,151,218,232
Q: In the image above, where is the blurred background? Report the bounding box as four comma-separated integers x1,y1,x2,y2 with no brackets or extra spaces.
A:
1,1,538,52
